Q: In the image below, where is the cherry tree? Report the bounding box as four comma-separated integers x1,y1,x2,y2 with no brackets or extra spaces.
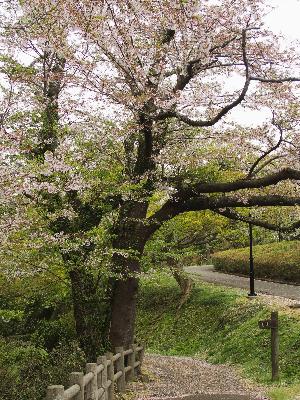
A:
1,0,300,354
63,0,300,348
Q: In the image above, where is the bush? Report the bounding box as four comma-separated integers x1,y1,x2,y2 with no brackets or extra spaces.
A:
211,240,300,284
31,313,76,350
0,338,85,400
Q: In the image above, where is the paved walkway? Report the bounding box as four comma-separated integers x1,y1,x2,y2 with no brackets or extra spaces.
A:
184,265,300,301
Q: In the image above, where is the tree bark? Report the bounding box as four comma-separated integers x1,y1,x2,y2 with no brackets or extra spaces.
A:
167,257,194,309
109,200,148,349
172,267,194,309
109,255,140,349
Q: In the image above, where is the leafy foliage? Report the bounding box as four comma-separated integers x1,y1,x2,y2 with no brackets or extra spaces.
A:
143,209,278,272
0,266,85,400
0,339,85,400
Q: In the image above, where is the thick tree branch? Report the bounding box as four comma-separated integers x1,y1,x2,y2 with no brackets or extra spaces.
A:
157,30,251,126
156,30,251,126
146,194,300,241
133,108,154,177
33,51,65,157
250,76,300,83
145,166,300,239
185,168,300,195
173,35,238,92
173,59,218,92
212,207,300,232
157,28,300,130
185,195,300,211
155,78,250,126
157,81,299,126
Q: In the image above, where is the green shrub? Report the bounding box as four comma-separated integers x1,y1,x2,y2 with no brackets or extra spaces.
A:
31,312,76,350
0,309,25,337
211,240,300,284
0,339,85,400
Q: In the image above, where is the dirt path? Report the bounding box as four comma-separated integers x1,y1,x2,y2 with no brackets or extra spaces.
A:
185,265,300,301
127,355,268,400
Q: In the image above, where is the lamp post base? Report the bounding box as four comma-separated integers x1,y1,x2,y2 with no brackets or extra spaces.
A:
248,292,257,297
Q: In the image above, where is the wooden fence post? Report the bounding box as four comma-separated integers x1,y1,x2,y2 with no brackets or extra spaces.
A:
128,344,136,380
46,385,64,400
69,372,84,400
44,347,145,400
97,355,107,400
259,311,279,381
86,363,98,400
106,352,115,400
115,347,126,392
137,345,144,376
271,311,279,381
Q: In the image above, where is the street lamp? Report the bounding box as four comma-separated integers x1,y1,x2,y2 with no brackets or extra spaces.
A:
248,216,257,297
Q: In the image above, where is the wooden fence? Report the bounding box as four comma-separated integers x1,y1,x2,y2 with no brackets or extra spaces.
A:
46,344,145,400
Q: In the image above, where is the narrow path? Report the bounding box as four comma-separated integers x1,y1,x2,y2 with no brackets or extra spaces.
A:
184,265,300,301
127,355,267,400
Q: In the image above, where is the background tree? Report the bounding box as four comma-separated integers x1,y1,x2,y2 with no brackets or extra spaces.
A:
0,1,124,358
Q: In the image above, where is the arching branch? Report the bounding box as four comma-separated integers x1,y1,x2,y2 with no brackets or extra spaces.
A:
250,76,300,83
146,194,300,240
181,167,300,196
212,207,300,233
185,195,300,211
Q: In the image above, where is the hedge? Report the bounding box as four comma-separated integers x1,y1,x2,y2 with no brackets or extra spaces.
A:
211,240,300,284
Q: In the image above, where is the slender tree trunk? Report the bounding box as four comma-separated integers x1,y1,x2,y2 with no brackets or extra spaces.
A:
109,200,148,349
172,267,194,309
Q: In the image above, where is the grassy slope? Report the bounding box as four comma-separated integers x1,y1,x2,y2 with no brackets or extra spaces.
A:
136,273,300,399
212,241,300,284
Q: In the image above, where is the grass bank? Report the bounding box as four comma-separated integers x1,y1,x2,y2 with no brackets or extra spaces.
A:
136,273,300,399
212,241,300,284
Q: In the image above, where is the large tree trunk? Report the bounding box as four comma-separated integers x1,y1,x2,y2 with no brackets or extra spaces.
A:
109,255,140,349
109,200,148,349
64,252,110,361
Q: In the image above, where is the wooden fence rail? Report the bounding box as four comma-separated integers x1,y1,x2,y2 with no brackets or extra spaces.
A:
46,344,144,400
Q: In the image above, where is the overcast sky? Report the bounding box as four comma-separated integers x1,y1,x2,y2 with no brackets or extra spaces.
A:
265,0,300,40
228,0,300,127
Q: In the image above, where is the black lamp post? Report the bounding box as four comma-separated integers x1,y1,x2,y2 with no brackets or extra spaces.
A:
248,217,257,297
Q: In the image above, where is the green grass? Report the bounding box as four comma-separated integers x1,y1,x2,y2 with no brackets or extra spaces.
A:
212,240,300,284
268,384,300,400
136,273,300,398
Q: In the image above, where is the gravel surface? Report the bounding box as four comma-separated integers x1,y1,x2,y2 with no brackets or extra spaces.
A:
127,355,268,400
